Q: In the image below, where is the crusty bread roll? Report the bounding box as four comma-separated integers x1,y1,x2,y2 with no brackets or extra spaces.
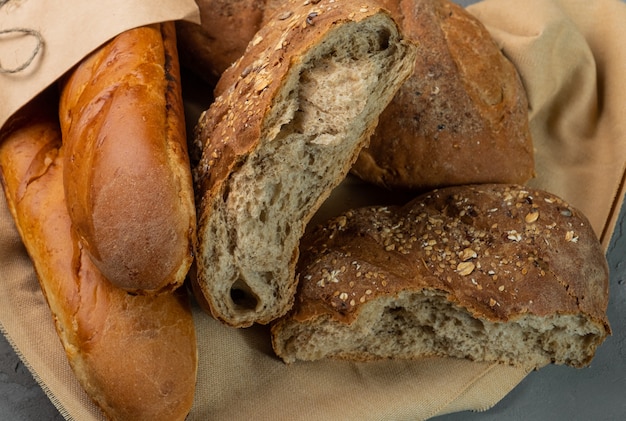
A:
0,90,197,421
351,0,535,190
59,23,196,294
272,184,610,368
176,0,267,86
192,0,418,327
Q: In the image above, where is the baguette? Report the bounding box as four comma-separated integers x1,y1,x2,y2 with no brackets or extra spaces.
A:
351,0,534,190
272,184,610,368
59,23,196,294
192,0,417,327
0,90,197,421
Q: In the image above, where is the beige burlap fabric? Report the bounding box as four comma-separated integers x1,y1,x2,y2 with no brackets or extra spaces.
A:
1,0,624,419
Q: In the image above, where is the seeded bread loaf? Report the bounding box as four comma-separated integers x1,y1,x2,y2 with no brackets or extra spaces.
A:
0,91,197,421
271,184,610,368
351,0,534,190
192,0,417,327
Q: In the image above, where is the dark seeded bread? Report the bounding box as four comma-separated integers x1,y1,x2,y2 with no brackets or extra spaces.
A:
351,0,534,190
271,184,610,368
192,0,417,327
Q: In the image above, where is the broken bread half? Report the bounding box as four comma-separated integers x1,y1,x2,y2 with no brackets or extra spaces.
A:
271,184,611,368
192,0,417,327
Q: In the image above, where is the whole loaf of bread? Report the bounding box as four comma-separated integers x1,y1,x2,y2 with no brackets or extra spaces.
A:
0,90,197,421
59,23,196,294
351,0,534,190
272,184,610,368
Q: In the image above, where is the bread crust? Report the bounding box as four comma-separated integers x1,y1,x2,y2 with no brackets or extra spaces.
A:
192,0,417,327
176,0,269,85
59,23,196,294
272,184,610,366
194,1,400,200
0,91,197,421
352,0,534,190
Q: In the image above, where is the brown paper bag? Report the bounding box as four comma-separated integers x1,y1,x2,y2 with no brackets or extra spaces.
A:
0,0,625,420
0,0,200,128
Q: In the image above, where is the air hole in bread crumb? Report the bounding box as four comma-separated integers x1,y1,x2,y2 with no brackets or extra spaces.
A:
230,279,259,311
377,28,391,51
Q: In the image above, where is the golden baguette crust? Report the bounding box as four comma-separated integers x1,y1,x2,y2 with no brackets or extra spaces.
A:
272,184,610,367
59,23,195,294
0,92,197,421
352,0,534,190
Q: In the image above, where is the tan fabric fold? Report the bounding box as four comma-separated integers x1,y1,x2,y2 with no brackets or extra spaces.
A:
467,0,626,249
0,0,624,420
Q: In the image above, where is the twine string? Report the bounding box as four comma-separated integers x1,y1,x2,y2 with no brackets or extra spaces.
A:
0,0,44,74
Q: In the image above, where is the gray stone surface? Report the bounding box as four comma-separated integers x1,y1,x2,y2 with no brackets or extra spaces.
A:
0,334,64,421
